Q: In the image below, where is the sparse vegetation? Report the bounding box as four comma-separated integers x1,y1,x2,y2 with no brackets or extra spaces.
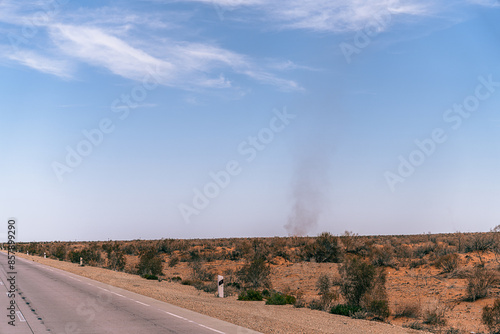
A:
466,267,498,301
14,230,500,333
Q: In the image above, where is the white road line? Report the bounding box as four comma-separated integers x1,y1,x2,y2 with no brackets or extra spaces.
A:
112,292,125,297
96,286,110,292
163,311,225,333
16,311,26,322
164,311,187,320
134,300,150,306
0,282,3,285
198,323,225,334
68,276,81,282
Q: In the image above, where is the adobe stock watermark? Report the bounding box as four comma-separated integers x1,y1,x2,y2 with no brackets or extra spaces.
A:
385,74,500,192
339,9,392,64
178,107,296,224
9,0,69,52
51,66,161,182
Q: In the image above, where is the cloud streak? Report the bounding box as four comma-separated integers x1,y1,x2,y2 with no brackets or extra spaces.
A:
184,0,433,32
0,2,302,91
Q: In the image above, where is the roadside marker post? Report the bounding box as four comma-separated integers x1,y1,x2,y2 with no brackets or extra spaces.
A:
80,257,83,266
44,252,46,258
218,275,224,298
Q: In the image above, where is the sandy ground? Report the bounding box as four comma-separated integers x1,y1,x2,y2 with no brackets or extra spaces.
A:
15,253,431,334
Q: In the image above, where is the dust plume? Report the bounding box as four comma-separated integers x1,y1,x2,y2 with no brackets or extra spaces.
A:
284,151,330,236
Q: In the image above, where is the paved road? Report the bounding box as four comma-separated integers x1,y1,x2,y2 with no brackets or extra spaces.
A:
0,252,260,334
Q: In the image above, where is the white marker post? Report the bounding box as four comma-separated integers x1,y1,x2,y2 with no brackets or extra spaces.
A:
80,257,83,266
217,275,224,298
44,252,46,258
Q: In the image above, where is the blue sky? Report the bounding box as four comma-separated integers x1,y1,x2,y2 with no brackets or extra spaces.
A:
1,0,500,242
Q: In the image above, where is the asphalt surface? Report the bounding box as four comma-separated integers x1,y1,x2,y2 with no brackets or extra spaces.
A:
0,251,260,334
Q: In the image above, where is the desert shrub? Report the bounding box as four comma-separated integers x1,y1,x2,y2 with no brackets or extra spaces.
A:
122,244,137,255
409,258,427,269
363,268,390,320
137,247,163,277
303,232,342,263
142,274,158,280
181,279,192,285
371,245,396,268
308,299,324,310
467,267,498,301
54,244,67,260
316,274,337,310
338,257,376,307
103,243,126,271
168,255,179,267
404,321,425,330
482,299,500,333
414,242,436,258
394,302,421,318
434,254,460,273
423,306,447,326
189,261,215,281
265,292,296,305
69,247,102,266
237,255,271,289
193,281,217,293
27,242,39,255
465,233,497,253
330,304,362,317
171,276,182,282
238,289,263,301
367,300,390,320
340,231,364,255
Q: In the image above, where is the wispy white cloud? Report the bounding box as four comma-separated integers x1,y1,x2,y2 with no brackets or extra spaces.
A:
48,23,300,91
0,2,302,92
0,48,73,78
183,0,434,32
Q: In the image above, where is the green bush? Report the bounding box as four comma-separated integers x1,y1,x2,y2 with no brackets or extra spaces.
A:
137,247,163,277
303,232,342,263
367,300,390,320
316,274,337,310
142,274,158,280
238,289,263,301
265,292,296,305
330,304,362,317
339,257,375,307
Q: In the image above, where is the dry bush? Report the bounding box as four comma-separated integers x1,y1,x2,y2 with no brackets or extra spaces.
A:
189,261,215,282
303,232,343,263
465,233,497,253
467,267,498,301
394,302,421,319
482,299,500,333
423,304,447,326
434,254,460,274
315,274,338,310
371,245,396,268
237,255,271,289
